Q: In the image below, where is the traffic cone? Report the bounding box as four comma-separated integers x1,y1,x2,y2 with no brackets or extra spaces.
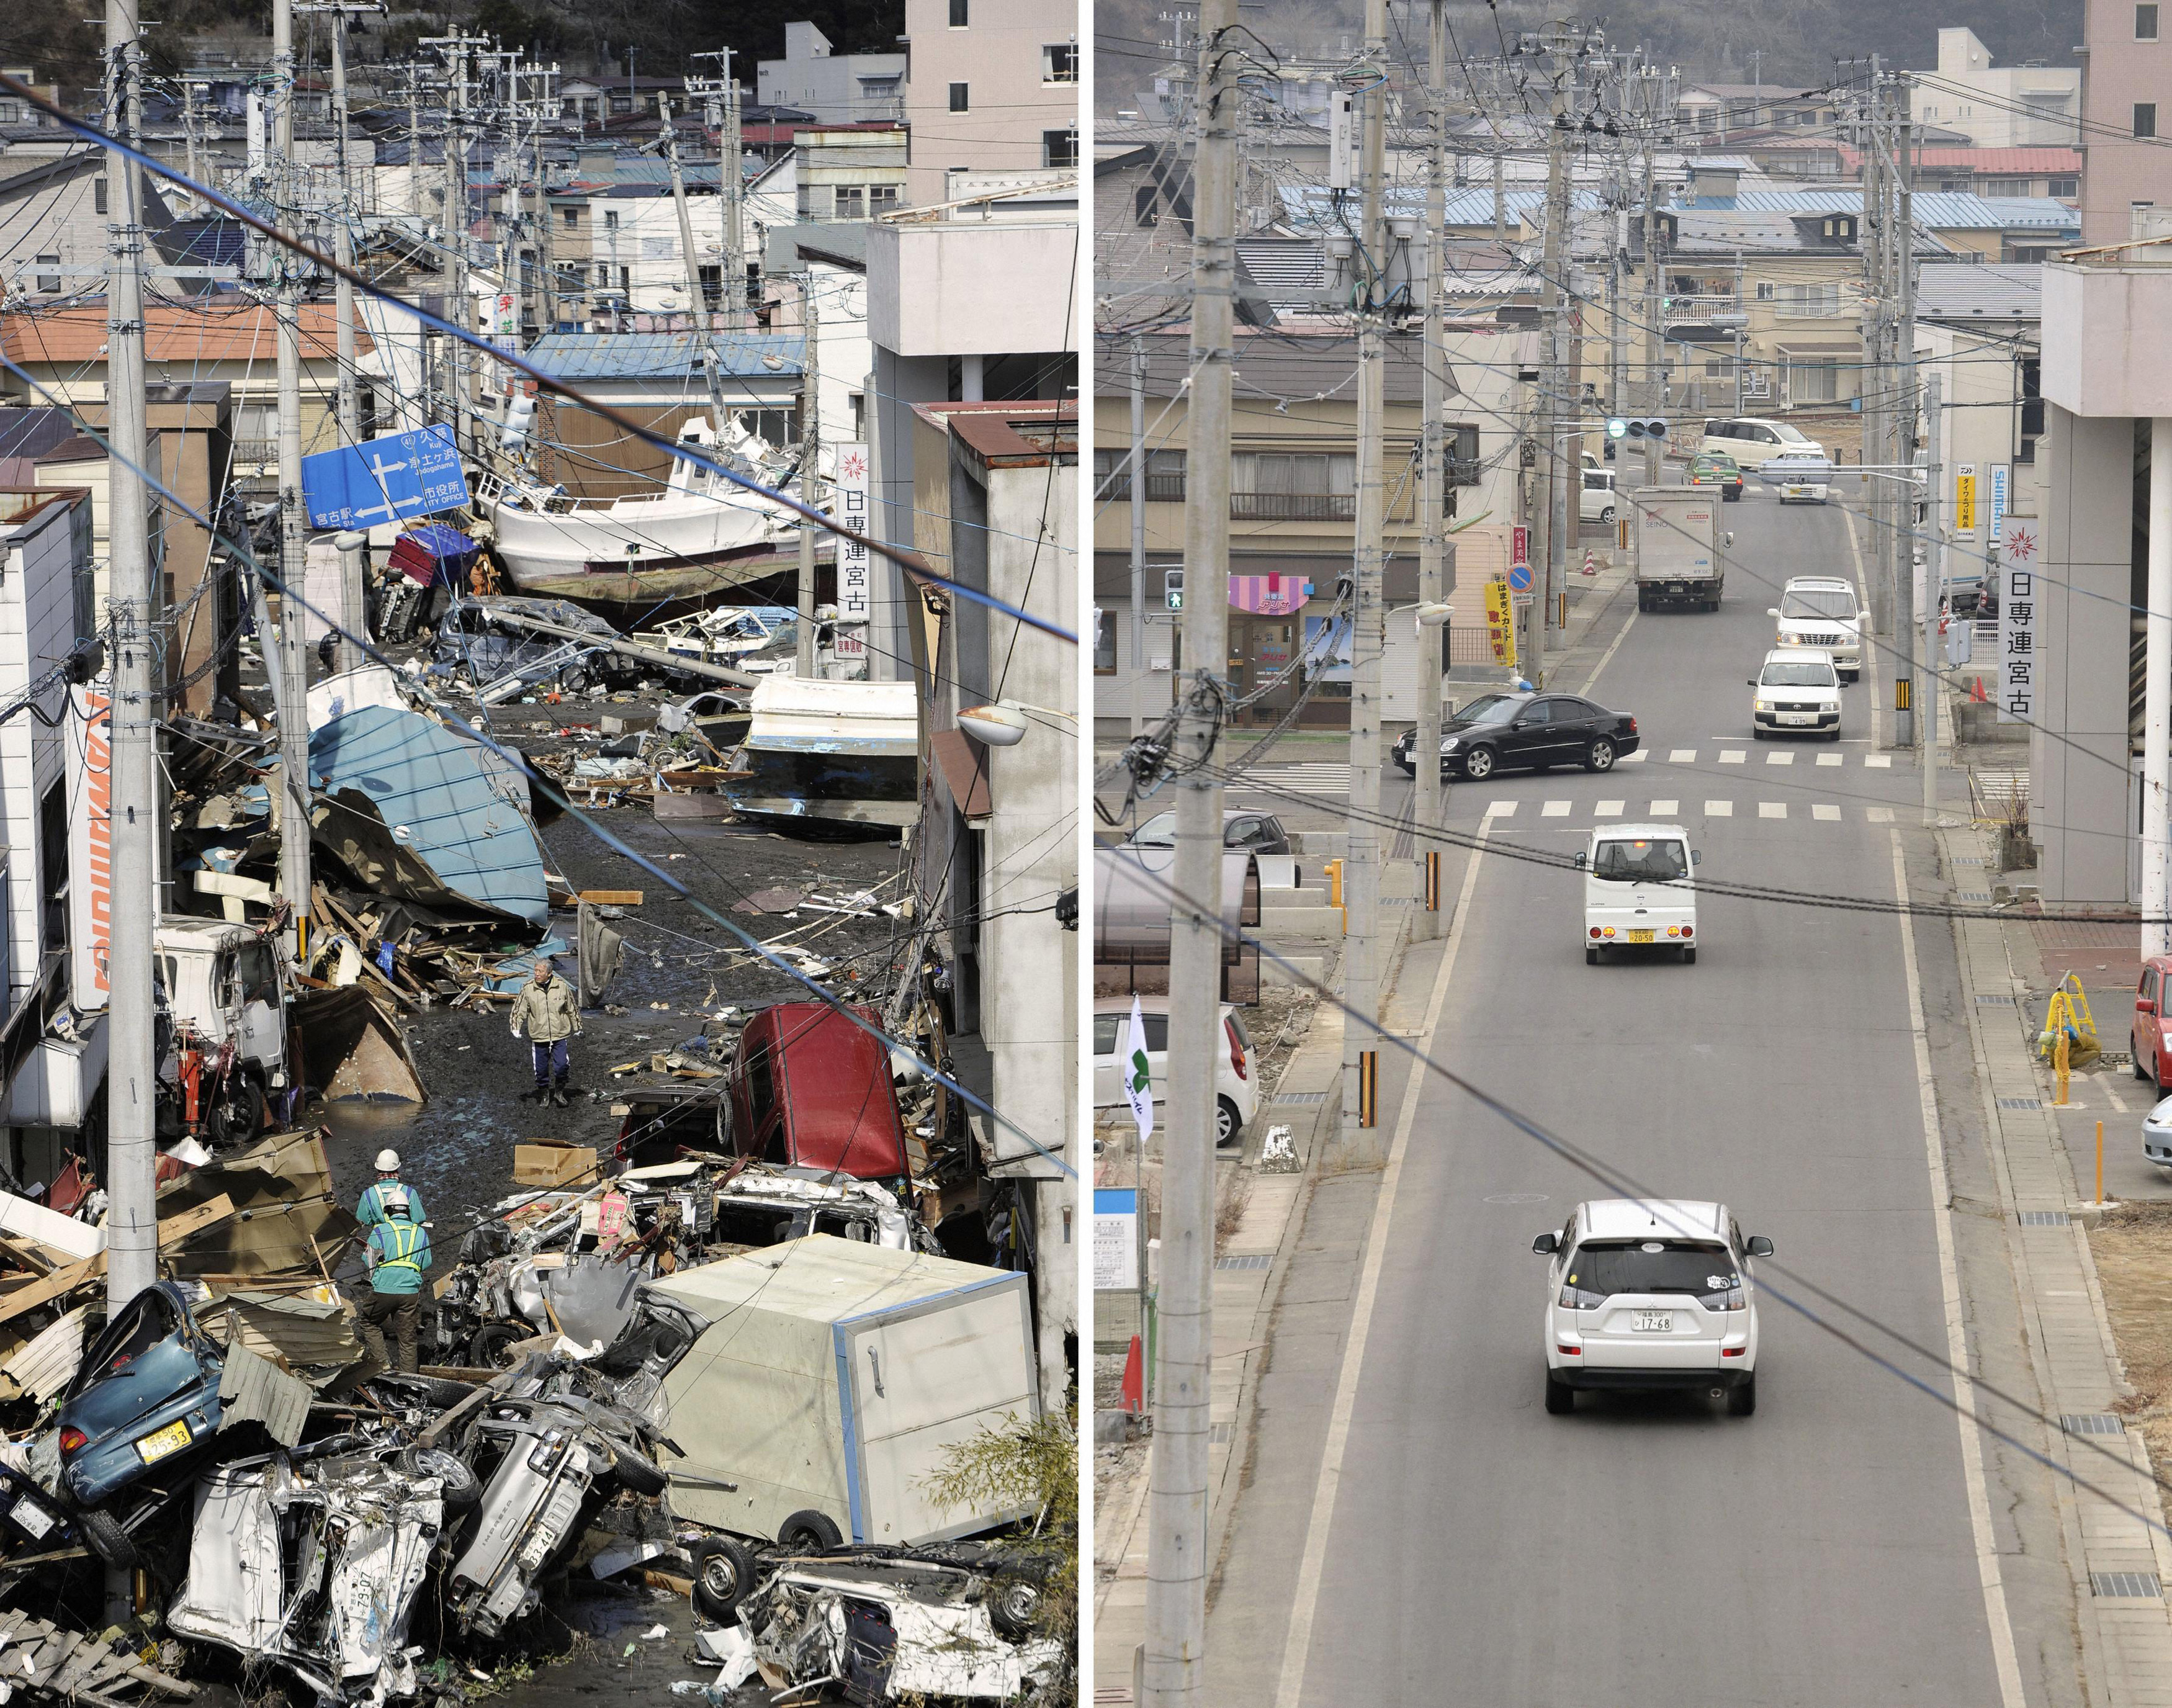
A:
1581,549,1597,577
1122,1333,1144,1416
1971,678,1988,703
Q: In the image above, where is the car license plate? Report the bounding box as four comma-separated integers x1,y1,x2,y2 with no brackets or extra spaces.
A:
1628,928,1654,944
9,1497,52,1540
1780,713,1815,726
1632,1311,1673,1333
133,1419,192,1465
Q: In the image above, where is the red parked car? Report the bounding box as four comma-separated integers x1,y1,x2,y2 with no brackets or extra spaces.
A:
727,1002,910,1181
2135,961,2172,1089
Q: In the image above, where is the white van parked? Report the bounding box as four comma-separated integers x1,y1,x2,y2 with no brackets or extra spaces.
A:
1700,416,1825,472
1578,824,1699,964
1091,996,1259,1145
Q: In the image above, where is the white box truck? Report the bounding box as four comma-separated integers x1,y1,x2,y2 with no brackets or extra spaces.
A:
645,1235,1040,1547
1631,488,1732,613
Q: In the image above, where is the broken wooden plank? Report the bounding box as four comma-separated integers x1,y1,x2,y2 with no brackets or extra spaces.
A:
0,1195,236,1328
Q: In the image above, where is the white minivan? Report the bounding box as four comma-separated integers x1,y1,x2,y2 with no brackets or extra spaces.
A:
1700,416,1825,475
1578,824,1699,964
1091,996,1258,1145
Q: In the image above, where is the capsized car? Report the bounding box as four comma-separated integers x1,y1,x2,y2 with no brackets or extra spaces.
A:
54,1282,227,1530
1533,1198,1772,1415
1392,691,1640,781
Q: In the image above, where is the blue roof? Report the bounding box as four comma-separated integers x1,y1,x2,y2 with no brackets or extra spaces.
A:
524,331,805,382
1721,189,2078,230
1278,184,1594,228
603,158,722,189
308,706,549,927
164,218,248,267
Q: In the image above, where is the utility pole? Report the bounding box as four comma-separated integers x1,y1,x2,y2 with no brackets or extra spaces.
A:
1130,333,1147,737
1141,0,1234,1695
662,94,709,319
1639,63,1666,490
1414,0,1448,942
1339,0,1388,1170
1922,366,1942,826
693,51,747,324
104,0,158,1318
534,65,562,331
406,66,423,220
425,34,476,452
1897,73,1918,753
181,76,200,193
271,0,315,969
796,288,820,678
1533,21,1575,686
2147,416,2172,961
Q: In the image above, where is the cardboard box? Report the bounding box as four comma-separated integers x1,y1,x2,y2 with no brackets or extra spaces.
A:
513,1140,599,1189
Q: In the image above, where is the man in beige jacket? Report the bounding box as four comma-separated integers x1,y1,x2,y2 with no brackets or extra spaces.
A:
509,960,581,1105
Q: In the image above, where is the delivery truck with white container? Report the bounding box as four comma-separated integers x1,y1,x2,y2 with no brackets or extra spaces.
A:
1631,488,1733,613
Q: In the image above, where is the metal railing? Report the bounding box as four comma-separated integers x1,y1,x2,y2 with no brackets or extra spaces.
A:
231,439,276,467
1663,295,1746,324
1230,492,1355,521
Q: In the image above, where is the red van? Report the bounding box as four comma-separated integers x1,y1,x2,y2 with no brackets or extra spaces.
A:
727,1002,910,1181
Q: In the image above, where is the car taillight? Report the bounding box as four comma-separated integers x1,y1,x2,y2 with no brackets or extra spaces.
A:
1588,927,1602,940
1627,717,1638,734
1556,1344,1582,1355
1720,1346,1748,1357
1681,924,1694,939
57,1429,85,1456
1227,1018,1247,1082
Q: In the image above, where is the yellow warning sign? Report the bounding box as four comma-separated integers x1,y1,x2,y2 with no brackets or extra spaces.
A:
1484,579,1518,669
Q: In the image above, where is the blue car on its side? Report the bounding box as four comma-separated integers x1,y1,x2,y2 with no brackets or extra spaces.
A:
55,1282,225,1522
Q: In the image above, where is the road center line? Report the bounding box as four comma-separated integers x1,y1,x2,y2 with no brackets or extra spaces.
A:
1889,831,2027,1708
1270,825,1491,1708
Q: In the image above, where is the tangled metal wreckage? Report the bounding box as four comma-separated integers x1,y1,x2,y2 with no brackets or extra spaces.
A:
0,1125,1066,1706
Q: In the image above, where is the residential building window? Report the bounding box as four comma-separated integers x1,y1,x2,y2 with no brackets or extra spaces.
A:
1769,282,1841,317
93,176,107,214
834,184,866,219
0,100,19,122
1787,357,1839,404
2050,176,2079,197
596,261,613,287
1043,43,1078,83
1984,178,2026,196
2138,102,2158,139
1094,610,1117,673
604,209,619,230
869,184,901,213
1093,447,1185,502
1043,127,1079,169
948,0,967,24
1444,423,1481,487
1230,451,1357,520
2018,356,2042,462
32,253,57,292
949,82,968,112
2141,2,2161,38
611,95,632,114
1135,184,1159,227
561,206,579,227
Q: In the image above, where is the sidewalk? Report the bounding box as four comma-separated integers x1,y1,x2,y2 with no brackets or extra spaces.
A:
1089,560,1641,1697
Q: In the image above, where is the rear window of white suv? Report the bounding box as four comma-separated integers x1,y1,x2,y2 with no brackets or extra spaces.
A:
1568,1239,1738,1297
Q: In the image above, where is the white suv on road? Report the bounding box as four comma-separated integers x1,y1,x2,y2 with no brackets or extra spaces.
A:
1769,575,1864,680
1751,647,1843,740
1533,1198,1772,1416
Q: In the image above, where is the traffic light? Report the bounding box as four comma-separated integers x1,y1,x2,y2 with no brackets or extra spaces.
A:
1607,416,1668,441
1164,568,1185,612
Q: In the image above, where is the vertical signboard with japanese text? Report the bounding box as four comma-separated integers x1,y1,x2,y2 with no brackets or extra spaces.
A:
1998,522,2039,725
833,441,871,633
67,685,112,1009
1954,464,1977,535
1484,578,1519,668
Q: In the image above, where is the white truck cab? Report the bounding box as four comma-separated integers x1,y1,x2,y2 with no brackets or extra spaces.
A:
154,917,289,1141
1579,824,1699,964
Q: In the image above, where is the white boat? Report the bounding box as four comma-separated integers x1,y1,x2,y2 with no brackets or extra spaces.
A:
474,416,802,604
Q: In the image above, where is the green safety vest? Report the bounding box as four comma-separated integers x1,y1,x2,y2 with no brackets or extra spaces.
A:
369,1218,428,1293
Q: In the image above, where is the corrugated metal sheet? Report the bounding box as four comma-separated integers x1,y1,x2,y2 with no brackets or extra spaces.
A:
1912,147,2083,171
215,1342,312,1446
1,1305,84,1402
1279,185,1599,228
1914,261,2044,321
205,1289,366,1372
1722,189,2078,230
525,331,806,381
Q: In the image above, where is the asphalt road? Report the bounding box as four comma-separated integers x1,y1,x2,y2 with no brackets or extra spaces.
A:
1203,483,2077,1706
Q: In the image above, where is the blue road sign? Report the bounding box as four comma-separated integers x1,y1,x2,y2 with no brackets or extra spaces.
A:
300,425,470,531
1508,562,1533,593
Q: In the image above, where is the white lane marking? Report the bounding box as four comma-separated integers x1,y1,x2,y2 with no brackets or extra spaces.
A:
1669,748,1697,763
1817,752,1844,767
1759,802,1788,818
1582,598,1640,699
1594,800,1625,817
1486,801,1517,819
1651,799,1679,815
1705,800,1733,817
1867,753,1893,769
1272,825,1492,1708
1767,751,1796,766
1867,807,1896,822
1813,804,1842,821
2106,1084,2131,1114
1719,750,1747,765
1541,800,1571,817
1620,748,1649,764
1888,833,2027,1708
1846,510,1883,750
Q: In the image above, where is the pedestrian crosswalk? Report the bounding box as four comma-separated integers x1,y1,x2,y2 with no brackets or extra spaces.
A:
1625,747,1895,767
1236,762,1350,796
1482,797,1900,824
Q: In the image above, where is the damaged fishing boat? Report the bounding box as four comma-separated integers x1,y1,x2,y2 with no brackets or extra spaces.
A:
725,676,920,837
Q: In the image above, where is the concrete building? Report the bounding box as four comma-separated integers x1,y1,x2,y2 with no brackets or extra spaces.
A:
2031,240,2172,913
796,126,909,223
899,0,1079,206
1908,146,2084,202
1912,27,2080,148
907,397,1076,1406
2079,0,2172,242
1090,328,1520,739
0,152,179,302
0,486,99,1182
758,21,907,125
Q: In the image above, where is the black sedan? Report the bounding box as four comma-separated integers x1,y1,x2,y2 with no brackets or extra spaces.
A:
1392,692,1640,781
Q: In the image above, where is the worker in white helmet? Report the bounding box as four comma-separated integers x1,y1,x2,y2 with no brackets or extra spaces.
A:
354,1148,430,1373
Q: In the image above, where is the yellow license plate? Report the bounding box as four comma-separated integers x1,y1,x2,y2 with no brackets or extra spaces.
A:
133,1419,192,1465
1628,929,1655,944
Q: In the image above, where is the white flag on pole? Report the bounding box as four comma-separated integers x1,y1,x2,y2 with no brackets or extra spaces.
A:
1121,993,1155,1143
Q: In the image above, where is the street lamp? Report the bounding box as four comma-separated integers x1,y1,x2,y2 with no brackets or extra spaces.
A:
958,701,1075,747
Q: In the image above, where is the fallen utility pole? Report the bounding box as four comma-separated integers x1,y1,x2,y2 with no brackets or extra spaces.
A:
103,0,157,1313
271,0,315,968
1413,0,1449,943
1339,0,1388,1170
1141,0,1235,1694
662,94,707,320
460,610,760,689
797,289,821,678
